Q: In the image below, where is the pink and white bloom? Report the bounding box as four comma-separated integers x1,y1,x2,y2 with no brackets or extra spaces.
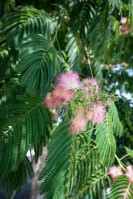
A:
109,166,123,180
57,71,80,90
120,17,128,25
52,86,74,107
70,108,88,133
44,86,74,109
92,102,105,125
125,165,133,183
82,78,99,98
86,102,105,126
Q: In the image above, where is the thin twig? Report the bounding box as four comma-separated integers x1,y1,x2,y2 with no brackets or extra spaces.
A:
52,23,60,44
10,191,16,199
120,153,133,161
115,154,126,171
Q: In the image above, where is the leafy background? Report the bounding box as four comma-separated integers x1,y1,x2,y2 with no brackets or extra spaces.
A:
0,0,133,198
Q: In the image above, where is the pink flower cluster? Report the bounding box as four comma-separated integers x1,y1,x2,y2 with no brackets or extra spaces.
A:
109,166,123,181
57,71,80,90
71,102,105,133
44,71,106,132
109,165,133,183
119,17,131,35
70,108,88,133
44,71,80,109
44,86,74,109
70,77,105,133
86,102,105,126
125,165,133,183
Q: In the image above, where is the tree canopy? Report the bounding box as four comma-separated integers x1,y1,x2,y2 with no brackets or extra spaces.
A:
0,0,133,198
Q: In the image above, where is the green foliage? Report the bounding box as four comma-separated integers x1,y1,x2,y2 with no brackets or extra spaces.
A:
39,120,72,198
125,147,133,158
70,170,109,199
0,47,18,80
109,102,123,137
17,34,58,96
108,0,124,12
39,121,112,199
0,0,133,197
0,48,11,80
107,175,133,199
73,134,97,193
95,113,116,166
0,157,34,191
93,60,103,85
0,96,51,179
88,2,114,61
0,6,52,47
68,132,110,199
69,0,95,39
65,33,79,71
0,0,15,18
0,81,23,110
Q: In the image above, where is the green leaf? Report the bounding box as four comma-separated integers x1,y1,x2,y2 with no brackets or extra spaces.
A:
17,34,58,96
0,6,53,47
73,134,97,193
0,156,34,192
0,81,23,110
95,113,116,166
69,1,95,38
70,169,109,199
94,60,103,86
109,102,123,137
68,131,109,199
39,120,73,199
107,175,133,199
125,147,133,158
0,47,18,80
109,0,124,13
0,96,51,179
65,33,79,71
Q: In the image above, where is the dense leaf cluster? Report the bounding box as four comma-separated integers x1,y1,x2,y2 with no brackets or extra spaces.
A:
0,0,133,198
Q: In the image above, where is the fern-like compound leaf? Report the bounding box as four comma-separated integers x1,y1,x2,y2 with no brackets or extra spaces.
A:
0,6,53,47
107,175,133,199
109,102,123,137
0,96,51,179
0,156,34,192
39,120,72,199
17,34,58,96
95,113,116,166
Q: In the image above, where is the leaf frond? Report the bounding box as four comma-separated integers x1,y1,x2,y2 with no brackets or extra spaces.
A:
39,120,73,199
0,96,51,178
17,34,58,96
0,6,53,47
95,113,116,166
